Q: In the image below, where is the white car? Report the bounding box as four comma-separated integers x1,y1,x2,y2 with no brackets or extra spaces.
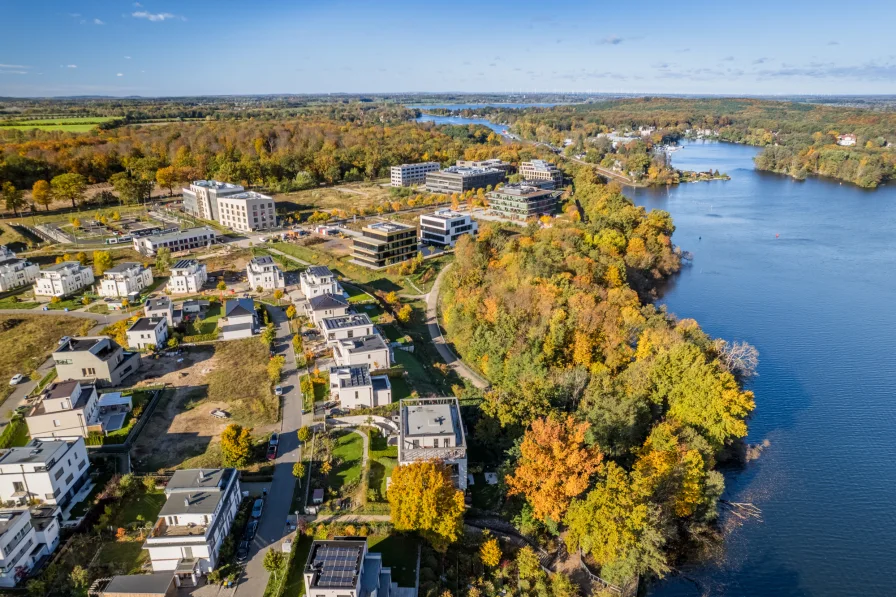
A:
210,409,230,419
8,374,24,386
274,385,283,396
58,336,72,346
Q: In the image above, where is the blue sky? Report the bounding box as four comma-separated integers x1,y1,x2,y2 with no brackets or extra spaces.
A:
2,0,895,97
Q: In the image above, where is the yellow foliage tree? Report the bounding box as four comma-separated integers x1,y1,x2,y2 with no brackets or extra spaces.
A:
479,534,501,568
388,461,464,552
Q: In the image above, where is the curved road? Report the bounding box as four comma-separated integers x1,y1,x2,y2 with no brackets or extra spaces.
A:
425,263,489,390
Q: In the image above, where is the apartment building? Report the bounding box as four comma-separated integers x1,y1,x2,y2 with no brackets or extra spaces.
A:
390,162,441,187
53,337,140,386
520,159,563,188
219,298,257,340
487,183,559,221
332,334,391,369
398,398,467,490
351,221,418,269
217,192,277,232
328,364,391,409
25,380,100,440
167,260,207,294
126,317,169,350
33,262,95,298
305,293,350,327
0,247,39,292
144,469,241,580
419,209,478,248
0,508,60,588
320,313,374,343
0,438,91,508
299,266,342,299
144,296,182,327
182,181,245,221
455,158,514,174
246,256,285,290
133,228,218,257
99,262,154,298
424,166,506,194
303,537,407,597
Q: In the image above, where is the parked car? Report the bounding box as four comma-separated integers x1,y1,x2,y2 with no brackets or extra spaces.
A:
210,409,230,419
8,374,24,386
245,519,258,540
269,432,279,447
236,540,250,562
274,385,283,396
58,336,71,346
251,498,264,519
267,444,278,461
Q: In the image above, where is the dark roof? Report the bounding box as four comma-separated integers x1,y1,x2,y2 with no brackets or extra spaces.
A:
305,539,366,589
225,298,255,318
0,511,25,537
250,255,275,266
55,337,103,353
372,377,390,392
172,259,199,270
159,490,223,516
145,297,171,310
105,262,143,274
127,317,166,332
323,314,372,330
102,573,175,596
339,334,387,354
167,468,232,492
306,266,333,278
308,293,348,311
330,364,372,388
45,380,81,400
0,439,77,465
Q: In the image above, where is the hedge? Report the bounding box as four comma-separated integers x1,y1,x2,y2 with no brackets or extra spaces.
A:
0,417,28,449
183,332,219,343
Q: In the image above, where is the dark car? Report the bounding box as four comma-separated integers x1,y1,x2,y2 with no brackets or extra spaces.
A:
267,444,278,461
245,519,258,540
236,540,250,562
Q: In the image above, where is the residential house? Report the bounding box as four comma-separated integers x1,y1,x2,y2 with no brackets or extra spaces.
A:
320,314,374,343
246,256,285,290
0,247,39,292
390,162,441,187
0,508,60,588
144,296,182,327
0,438,91,508
304,293,350,327
299,266,342,299
133,228,218,257
332,335,391,369
167,260,207,294
328,364,391,409
92,573,178,597
53,337,140,386
144,468,242,582
33,262,95,298
351,222,418,269
126,317,169,350
838,133,857,146
419,209,478,248
303,537,411,597
25,380,100,440
181,299,209,316
519,159,563,188
487,183,559,221
398,397,467,490
218,298,257,340
99,262,153,298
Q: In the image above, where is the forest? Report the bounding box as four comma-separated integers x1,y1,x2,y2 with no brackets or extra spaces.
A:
442,168,756,586
466,97,896,187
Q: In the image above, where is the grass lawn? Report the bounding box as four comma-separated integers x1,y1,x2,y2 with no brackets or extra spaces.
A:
388,375,413,401
0,223,29,249
93,541,149,574
379,323,405,342
85,303,111,313
329,431,364,493
368,534,419,587
110,490,167,527
266,535,313,597
0,123,100,132
0,419,31,449
342,282,372,304
367,429,397,501
195,304,222,334
46,294,92,310
392,349,448,396
0,298,39,309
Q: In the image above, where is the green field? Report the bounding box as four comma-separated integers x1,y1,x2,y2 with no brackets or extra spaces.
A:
0,116,116,132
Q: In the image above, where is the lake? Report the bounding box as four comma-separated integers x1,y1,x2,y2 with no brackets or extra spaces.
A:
411,103,569,134
627,141,896,596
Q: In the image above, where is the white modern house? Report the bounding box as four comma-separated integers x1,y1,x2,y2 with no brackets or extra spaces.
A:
0,507,60,588
53,337,141,387
126,317,169,350
144,296,182,327
99,262,153,298
398,398,467,490
419,209,478,248
33,262,95,297
299,266,342,299
332,335,391,369
302,537,410,597
304,293,350,327
25,380,100,440
328,364,391,409
0,438,91,508
218,298,257,340
0,247,39,292
390,162,441,187
217,191,277,232
320,313,374,343
144,468,241,583
167,260,207,294
246,256,285,290
133,228,218,257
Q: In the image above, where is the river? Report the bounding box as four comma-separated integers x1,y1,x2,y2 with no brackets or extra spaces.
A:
627,141,896,596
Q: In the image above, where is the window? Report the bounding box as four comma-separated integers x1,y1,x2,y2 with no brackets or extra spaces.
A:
53,420,61,427
444,438,450,447
65,473,74,485
54,468,64,480
12,482,24,493
354,391,358,399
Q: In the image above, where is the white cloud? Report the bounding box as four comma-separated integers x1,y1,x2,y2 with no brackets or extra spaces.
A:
132,11,184,22
0,70,28,75
94,18,105,25
124,56,132,60
66,64,78,68
0,63,28,69
116,73,124,77
133,1,142,6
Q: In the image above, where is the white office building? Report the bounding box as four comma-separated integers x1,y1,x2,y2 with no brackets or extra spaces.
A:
126,317,169,350
390,162,441,187
33,262,95,298
398,398,468,490
182,181,245,221
299,266,342,299
144,469,241,581
520,159,563,188
217,192,276,232
0,247,39,292
419,209,478,248
167,260,207,294
328,364,391,409
246,256,285,290
0,507,60,588
99,262,154,298
133,228,218,257
0,438,91,508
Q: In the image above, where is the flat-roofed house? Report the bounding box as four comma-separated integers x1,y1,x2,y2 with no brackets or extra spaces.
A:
519,159,563,188
133,228,218,257
320,313,374,343
486,183,559,221
328,364,391,409
0,246,39,292
398,397,468,490
144,296,182,327
99,262,153,298
52,337,140,386
0,508,61,587
351,221,418,269
93,573,178,597
303,537,410,597
0,438,91,508
332,335,391,369
24,380,101,440
419,209,478,248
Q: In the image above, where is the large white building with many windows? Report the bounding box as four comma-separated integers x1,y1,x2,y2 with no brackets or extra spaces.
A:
390,162,440,187
217,192,277,232
520,159,563,188
167,260,207,294
419,209,478,248
182,181,245,221
33,262,94,298
99,262,153,298
0,507,60,588
0,247,39,292
0,438,91,508
133,228,218,257
398,398,468,490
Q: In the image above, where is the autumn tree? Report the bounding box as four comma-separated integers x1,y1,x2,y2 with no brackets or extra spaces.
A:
93,250,113,276
260,324,276,347
221,424,253,467
285,304,296,319
293,462,306,480
50,173,87,209
388,460,464,552
267,355,285,383
155,247,172,272
396,304,412,324
75,252,89,266
32,180,53,211
516,546,544,582
156,166,181,196
1,182,25,216
217,280,227,292
297,426,310,443
506,415,603,523
479,532,501,568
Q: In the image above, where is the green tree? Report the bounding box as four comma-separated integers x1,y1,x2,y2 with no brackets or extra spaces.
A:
50,173,87,209
263,548,286,577
516,545,544,582
220,423,253,467
388,460,464,552
167,336,180,349
70,565,89,589
2,182,26,216
155,247,172,272
110,172,154,205
31,180,53,211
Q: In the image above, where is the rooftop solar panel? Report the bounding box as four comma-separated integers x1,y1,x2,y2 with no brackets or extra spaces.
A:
308,542,363,588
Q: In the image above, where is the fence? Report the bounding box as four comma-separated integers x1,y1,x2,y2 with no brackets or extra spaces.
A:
87,387,165,454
